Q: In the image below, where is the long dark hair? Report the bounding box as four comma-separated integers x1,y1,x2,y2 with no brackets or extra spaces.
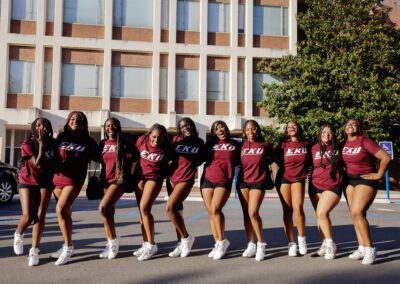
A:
29,117,55,155
283,120,304,142
63,111,89,137
146,123,170,148
317,124,339,180
242,120,264,142
342,119,367,140
209,120,231,144
177,117,198,139
103,117,124,182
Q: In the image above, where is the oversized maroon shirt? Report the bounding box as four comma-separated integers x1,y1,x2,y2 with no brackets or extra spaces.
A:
99,138,139,184
169,135,204,184
342,136,381,175
311,144,344,190
18,138,58,186
53,132,98,188
277,140,311,183
203,139,240,183
136,135,171,180
240,140,274,184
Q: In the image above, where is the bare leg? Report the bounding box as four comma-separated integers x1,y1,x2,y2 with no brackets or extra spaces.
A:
211,187,231,241
291,183,306,237
316,191,340,240
32,188,52,248
16,188,35,234
99,184,124,240
248,189,265,243
238,188,254,243
278,184,294,242
201,188,218,241
139,181,162,244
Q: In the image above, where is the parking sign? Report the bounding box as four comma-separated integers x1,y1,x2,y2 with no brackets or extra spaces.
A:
379,141,394,160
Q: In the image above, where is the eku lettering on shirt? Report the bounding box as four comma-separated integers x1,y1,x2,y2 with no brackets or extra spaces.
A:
59,142,86,152
44,149,54,160
175,144,200,154
140,150,165,162
241,148,264,156
342,147,362,155
285,147,307,156
212,143,236,151
314,150,339,160
102,144,117,153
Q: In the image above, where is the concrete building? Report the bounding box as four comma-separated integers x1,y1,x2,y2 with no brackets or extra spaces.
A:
0,0,297,166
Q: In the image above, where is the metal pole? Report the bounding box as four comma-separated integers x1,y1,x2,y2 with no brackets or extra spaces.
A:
385,170,390,201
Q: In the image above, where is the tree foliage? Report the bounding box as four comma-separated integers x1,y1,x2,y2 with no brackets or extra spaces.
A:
258,0,400,150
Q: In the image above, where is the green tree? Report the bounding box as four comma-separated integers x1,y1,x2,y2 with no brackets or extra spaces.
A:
258,0,400,149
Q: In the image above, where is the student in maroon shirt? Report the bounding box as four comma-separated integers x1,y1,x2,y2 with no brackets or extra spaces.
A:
13,118,58,266
201,120,240,260
237,120,274,261
275,121,310,257
97,117,139,260
51,111,99,266
166,117,204,258
134,123,172,261
342,119,390,265
309,124,345,260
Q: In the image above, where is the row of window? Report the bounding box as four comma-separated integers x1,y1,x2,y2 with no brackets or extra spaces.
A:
8,59,279,102
7,0,288,36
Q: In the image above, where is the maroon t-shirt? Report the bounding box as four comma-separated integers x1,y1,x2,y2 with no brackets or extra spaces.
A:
342,136,381,175
277,140,311,182
136,135,171,180
18,138,58,186
311,144,344,190
99,138,139,184
240,140,274,184
169,135,204,184
53,132,98,188
204,139,240,183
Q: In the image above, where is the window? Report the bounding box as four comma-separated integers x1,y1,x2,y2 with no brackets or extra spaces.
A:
47,0,55,21
253,73,280,102
9,60,35,94
114,0,153,28
253,6,288,36
160,68,168,100
237,71,244,102
238,4,245,33
177,0,200,31
161,0,169,29
111,66,152,99
44,63,52,95
5,129,30,167
12,0,37,20
64,0,105,25
207,70,229,101
176,69,199,100
62,63,103,97
208,2,230,33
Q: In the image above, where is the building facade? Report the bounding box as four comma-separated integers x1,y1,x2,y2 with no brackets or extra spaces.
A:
0,0,297,166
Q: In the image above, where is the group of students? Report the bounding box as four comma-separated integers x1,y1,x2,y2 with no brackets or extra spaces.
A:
12,111,390,267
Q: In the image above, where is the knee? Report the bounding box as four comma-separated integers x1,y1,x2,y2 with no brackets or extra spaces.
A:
293,203,304,214
283,206,293,217
211,205,222,216
248,209,259,220
316,210,328,221
21,213,33,225
350,209,364,221
140,205,150,217
99,204,109,217
56,205,69,218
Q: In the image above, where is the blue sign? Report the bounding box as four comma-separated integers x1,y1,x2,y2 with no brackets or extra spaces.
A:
379,141,394,160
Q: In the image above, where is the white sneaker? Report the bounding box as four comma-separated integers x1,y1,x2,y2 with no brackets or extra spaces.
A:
99,243,110,259
362,247,377,265
180,235,195,257
242,242,256,258
349,245,365,260
288,242,297,257
314,240,327,257
208,243,217,258
138,243,158,261
255,242,266,261
13,232,24,255
298,236,308,255
54,245,73,266
169,242,182,258
50,244,74,259
28,248,39,266
324,241,337,260
108,239,119,259
213,239,230,260
133,243,146,257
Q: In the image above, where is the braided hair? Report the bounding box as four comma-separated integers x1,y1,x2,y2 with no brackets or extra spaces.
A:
317,124,339,181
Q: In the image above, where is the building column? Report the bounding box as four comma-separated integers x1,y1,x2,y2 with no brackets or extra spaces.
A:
153,0,162,43
169,0,177,44
230,0,238,47
102,48,112,110
53,0,63,37
199,53,207,115
36,0,46,36
51,46,61,110
245,0,253,48
244,56,253,117
152,52,160,114
104,0,113,41
289,0,298,55
0,0,11,108
200,0,208,46
167,52,176,113
229,56,238,116
33,45,44,108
